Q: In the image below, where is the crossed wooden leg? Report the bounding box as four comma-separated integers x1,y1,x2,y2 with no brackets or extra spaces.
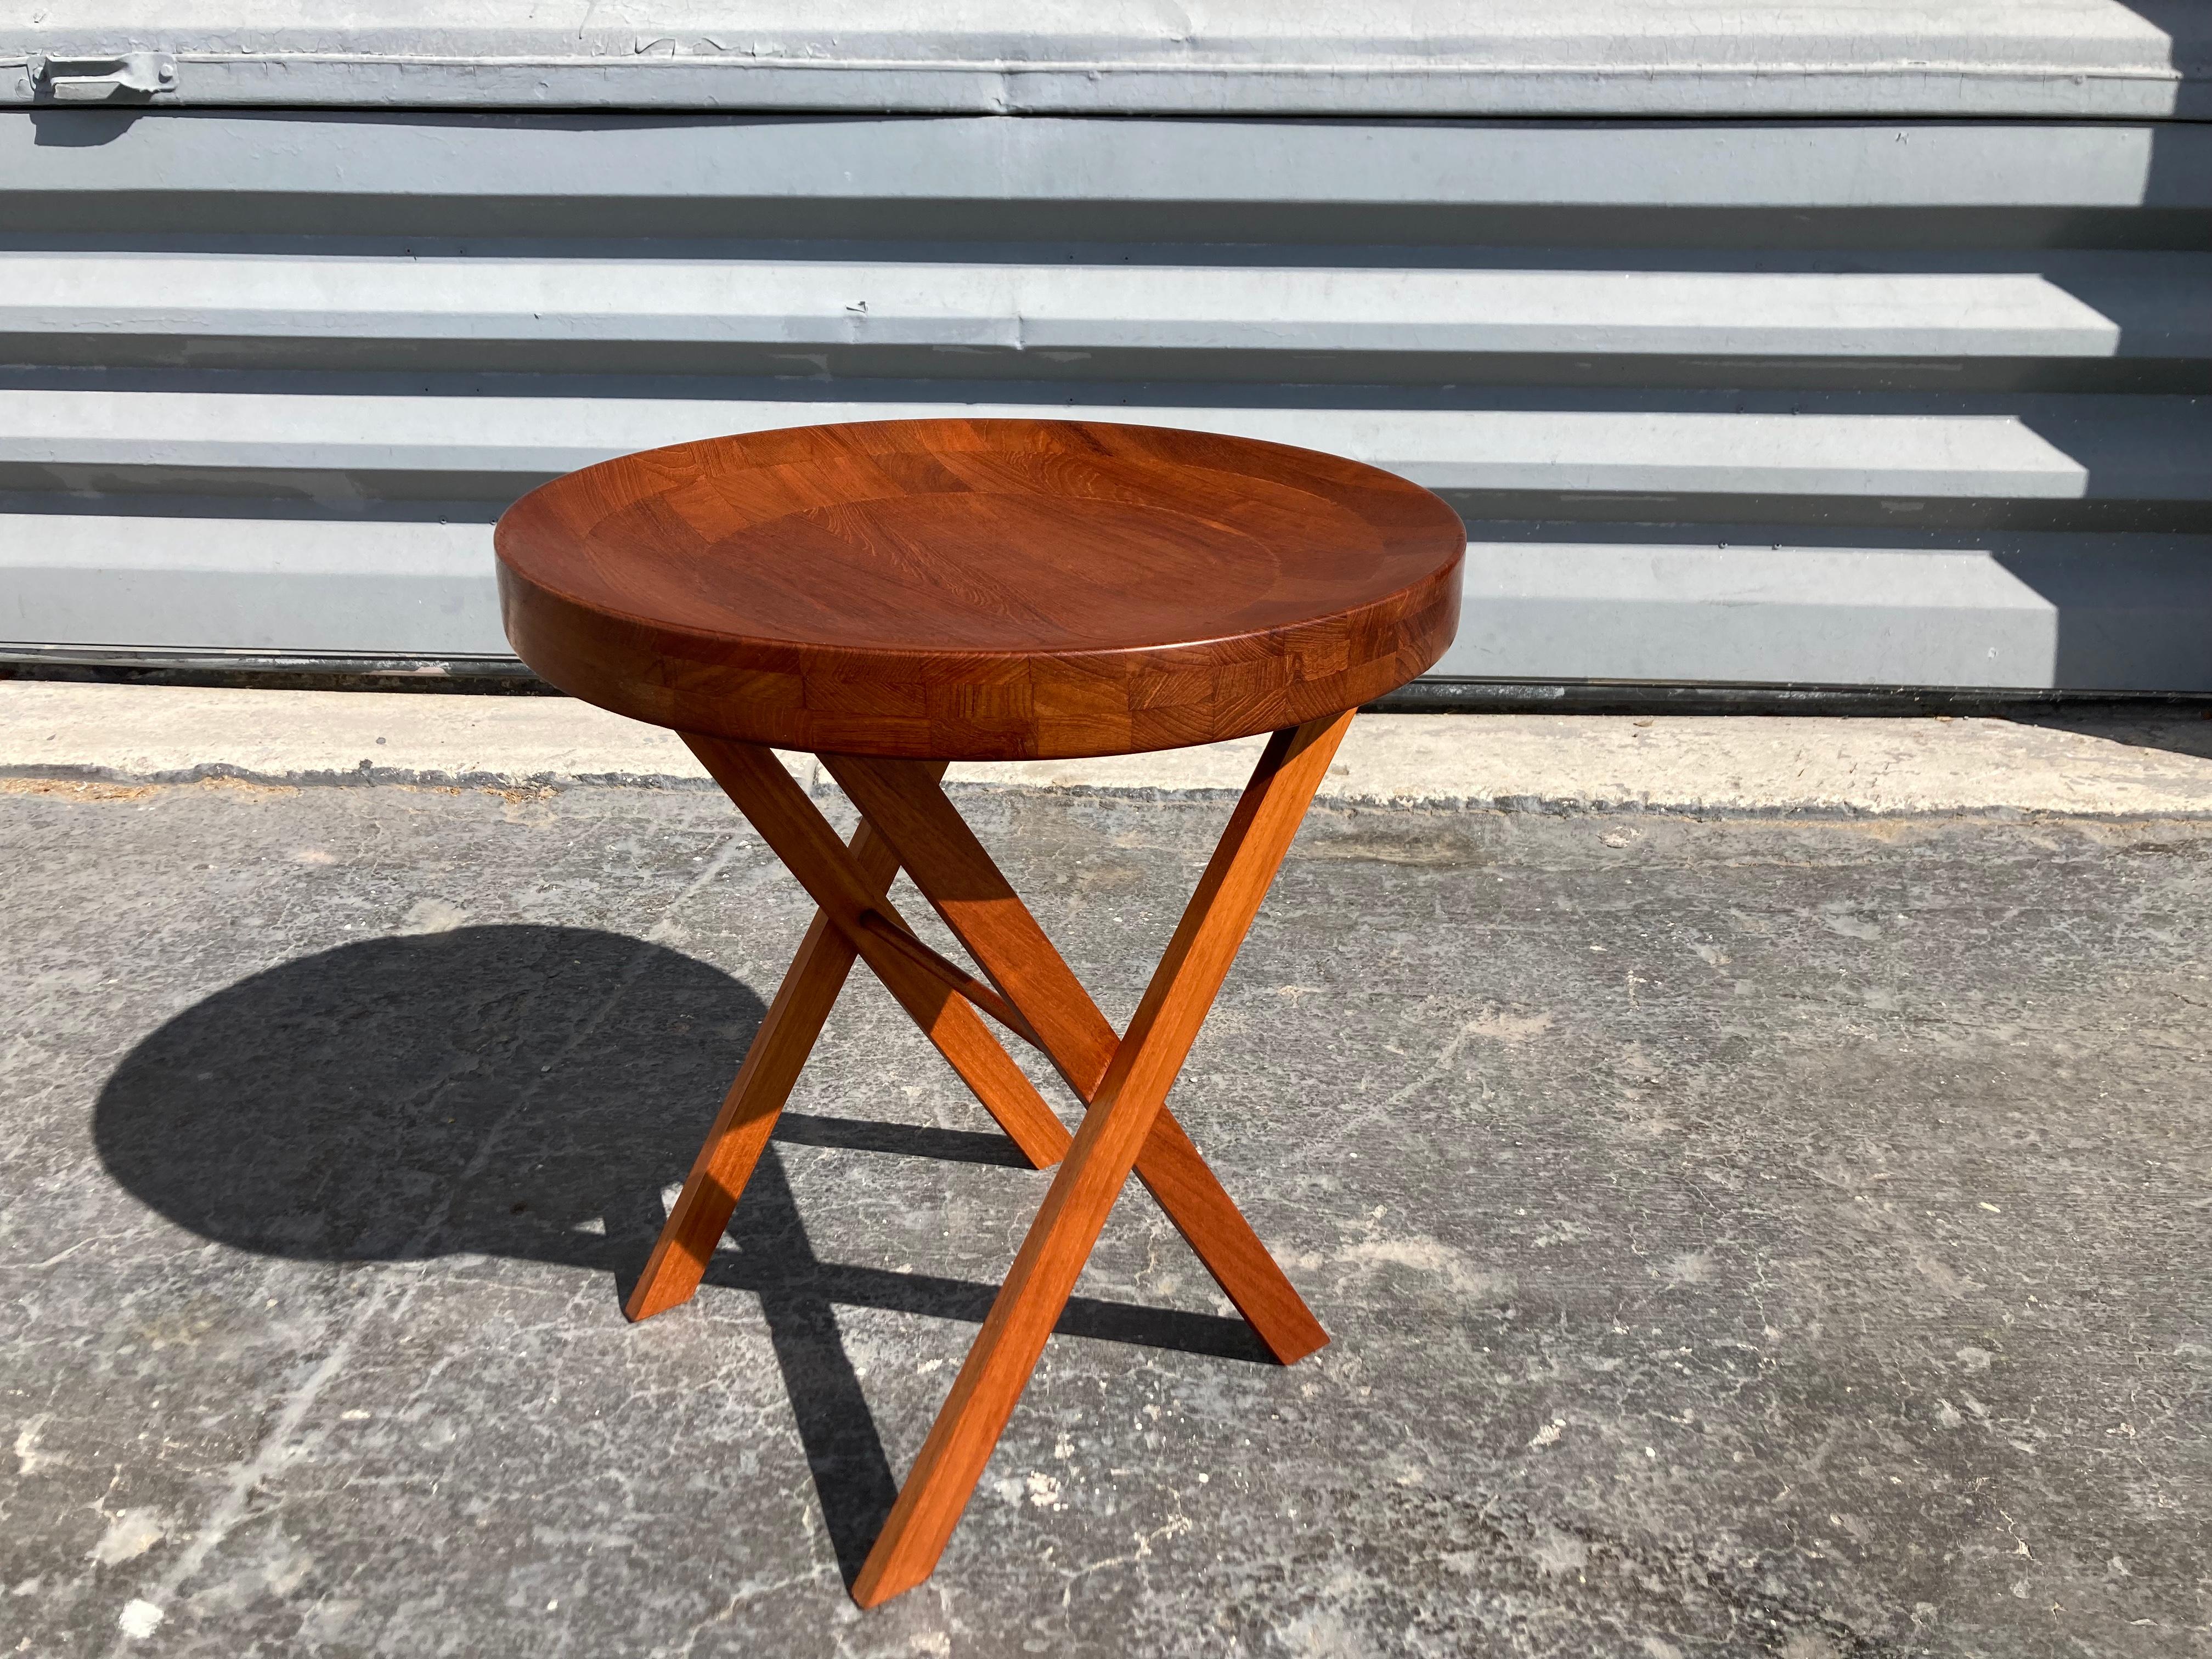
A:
627,712,1355,1605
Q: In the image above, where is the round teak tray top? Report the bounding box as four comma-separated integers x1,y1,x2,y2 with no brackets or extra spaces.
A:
495,418,1464,760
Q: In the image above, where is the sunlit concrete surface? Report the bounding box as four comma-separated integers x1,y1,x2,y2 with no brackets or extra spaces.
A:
16,679,2212,816
3,757,2209,1654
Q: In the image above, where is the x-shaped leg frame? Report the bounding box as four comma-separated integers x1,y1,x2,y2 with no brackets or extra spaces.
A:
627,711,1355,1606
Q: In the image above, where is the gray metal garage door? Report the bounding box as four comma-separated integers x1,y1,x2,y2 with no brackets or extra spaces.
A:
3,2,2208,693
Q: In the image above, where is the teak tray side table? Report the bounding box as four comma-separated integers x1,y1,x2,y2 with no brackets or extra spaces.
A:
494,418,1465,1606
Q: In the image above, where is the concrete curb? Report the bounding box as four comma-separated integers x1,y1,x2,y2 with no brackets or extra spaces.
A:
10,679,2212,817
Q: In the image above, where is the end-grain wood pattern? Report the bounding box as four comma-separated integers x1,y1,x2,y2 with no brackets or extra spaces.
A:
495,418,1463,760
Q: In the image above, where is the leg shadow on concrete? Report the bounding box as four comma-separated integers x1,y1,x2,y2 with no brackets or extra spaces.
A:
93,925,1263,1589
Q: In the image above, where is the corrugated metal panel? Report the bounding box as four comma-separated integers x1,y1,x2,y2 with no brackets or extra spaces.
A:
2,107,2208,691
3,1,2205,116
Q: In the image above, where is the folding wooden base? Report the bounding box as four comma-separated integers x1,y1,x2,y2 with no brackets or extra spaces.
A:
625,712,1354,1606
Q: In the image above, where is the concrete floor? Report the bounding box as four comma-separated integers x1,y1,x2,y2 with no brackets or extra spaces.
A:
3,775,2209,1657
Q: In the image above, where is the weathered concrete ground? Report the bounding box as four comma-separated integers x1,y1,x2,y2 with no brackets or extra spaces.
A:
3,775,2208,1657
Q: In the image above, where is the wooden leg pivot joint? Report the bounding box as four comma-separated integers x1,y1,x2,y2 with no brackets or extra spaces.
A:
631,714,1356,1604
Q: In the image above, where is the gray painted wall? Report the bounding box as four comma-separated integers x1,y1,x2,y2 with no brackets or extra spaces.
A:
1,94,2207,690
8,1,2204,116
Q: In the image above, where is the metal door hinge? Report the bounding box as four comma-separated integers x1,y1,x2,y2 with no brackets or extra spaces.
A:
29,50,177,101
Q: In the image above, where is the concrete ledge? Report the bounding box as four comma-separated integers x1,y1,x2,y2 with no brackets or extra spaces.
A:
9,679,2212,817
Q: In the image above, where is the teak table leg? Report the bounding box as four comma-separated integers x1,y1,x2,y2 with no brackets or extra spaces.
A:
692,732,1328,1365
820,749,1330,1367
645,715,1351,1605
682,740,1075,1172
850,712,1353,1607
624,811,909,1324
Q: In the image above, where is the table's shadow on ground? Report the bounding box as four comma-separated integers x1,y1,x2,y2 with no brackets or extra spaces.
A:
92,925,1268,1588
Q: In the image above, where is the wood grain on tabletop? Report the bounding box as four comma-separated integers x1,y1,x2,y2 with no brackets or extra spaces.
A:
495,417,1463,761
